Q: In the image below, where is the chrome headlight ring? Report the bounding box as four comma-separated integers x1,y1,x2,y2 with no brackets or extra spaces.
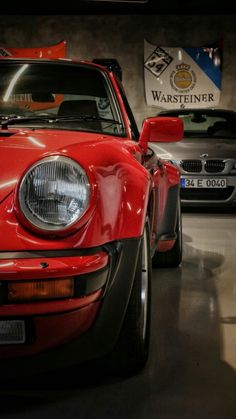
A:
18,156,90,232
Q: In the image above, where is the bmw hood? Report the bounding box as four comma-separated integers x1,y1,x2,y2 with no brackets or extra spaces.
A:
151,137,236,161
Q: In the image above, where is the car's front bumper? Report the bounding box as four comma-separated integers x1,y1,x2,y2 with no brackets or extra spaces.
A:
180,175,236,207
0,238,141,377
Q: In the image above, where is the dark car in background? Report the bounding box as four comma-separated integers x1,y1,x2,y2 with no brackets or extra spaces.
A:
151,108,236,207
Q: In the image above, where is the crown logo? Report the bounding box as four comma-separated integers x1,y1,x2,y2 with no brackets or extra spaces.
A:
176,63,190,71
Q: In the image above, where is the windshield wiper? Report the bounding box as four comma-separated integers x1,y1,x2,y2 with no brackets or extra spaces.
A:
0,114,123,129
0,115,58,129
0,114,24,129
57,115,123,125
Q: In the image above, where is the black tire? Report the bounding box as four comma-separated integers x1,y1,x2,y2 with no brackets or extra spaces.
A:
107,218,152,375
152,200,182,268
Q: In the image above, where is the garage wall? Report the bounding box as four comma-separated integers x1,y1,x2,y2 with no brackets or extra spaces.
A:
0,14,235,129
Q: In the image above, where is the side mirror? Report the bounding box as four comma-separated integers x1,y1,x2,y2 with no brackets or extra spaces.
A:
138,116,183,152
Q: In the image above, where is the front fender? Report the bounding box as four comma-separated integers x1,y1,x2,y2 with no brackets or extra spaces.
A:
0,142,151,251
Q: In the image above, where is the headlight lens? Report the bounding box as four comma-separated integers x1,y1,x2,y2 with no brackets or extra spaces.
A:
19,156,90,231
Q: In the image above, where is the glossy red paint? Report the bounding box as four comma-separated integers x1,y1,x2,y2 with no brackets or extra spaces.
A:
157,239,175,252
0,252,108,280
0,40,67,60
150,160,180,239
164,160,181,186
0,300,100,358
0,130,150,250
139,117,183,152
0,54,183,370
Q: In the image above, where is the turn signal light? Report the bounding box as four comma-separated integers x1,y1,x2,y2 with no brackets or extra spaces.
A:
8,278,74,302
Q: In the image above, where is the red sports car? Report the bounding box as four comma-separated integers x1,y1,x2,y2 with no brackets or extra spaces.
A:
0,54,183,376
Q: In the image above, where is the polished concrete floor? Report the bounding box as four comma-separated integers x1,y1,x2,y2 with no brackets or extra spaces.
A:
0,211,236,418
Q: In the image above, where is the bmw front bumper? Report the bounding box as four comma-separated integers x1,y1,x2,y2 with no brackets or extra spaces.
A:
180,174,236,207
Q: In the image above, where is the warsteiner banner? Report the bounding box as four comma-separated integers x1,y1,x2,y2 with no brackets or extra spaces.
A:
144,40,222,109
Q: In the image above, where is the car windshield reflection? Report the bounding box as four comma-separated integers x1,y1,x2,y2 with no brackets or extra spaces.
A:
0,61,125,136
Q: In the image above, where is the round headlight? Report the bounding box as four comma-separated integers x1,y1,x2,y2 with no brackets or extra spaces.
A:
19,156,90,231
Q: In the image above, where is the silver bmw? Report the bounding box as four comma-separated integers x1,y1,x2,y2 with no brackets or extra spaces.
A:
151,108,236,207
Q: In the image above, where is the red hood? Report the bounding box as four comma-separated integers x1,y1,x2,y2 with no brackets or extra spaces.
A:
0,128,106,202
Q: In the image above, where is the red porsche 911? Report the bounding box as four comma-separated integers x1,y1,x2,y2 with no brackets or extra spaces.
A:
0,49,183,377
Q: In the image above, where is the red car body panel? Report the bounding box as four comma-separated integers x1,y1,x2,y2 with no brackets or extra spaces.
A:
0,252,108,281
1,130,150,249
0,52,183,374
0,300,101,358
0,40,67,60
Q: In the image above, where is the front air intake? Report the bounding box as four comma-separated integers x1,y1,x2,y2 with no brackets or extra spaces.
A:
205,160,225,173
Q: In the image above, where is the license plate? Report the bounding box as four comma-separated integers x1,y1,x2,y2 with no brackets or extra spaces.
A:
181,178,227,188
0,320,26,344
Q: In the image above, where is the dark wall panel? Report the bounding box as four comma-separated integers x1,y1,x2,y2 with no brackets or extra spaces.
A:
0,14,235,128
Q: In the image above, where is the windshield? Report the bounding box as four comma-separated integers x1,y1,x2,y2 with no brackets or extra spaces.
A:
161,111,236,139
0,61,125,135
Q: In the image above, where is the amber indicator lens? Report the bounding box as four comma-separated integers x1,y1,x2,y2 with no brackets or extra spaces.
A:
8,278,74,302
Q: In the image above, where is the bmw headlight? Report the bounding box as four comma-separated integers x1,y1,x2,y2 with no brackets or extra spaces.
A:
19,156,90,231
